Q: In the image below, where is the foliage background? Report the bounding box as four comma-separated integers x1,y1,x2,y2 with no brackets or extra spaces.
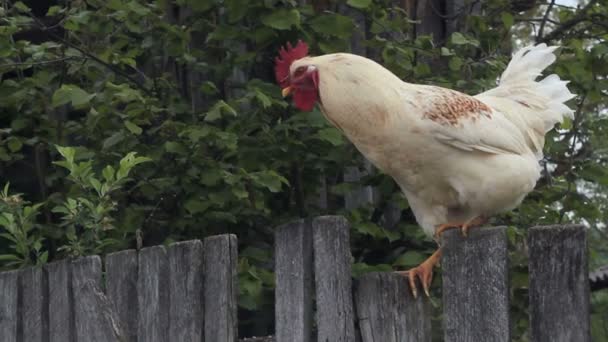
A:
1,0,607,339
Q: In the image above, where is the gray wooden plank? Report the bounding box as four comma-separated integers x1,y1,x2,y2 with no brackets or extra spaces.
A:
204,234,238,342
137,245,169,342
0,270,18,342
529,225,590,342
168,240,204,342
72,256,124,341
45,259,73,342
312,216,355,342
355,272,431,342
274,219,313,342
19,266,47,342
442,226,510,342
106,249,138,342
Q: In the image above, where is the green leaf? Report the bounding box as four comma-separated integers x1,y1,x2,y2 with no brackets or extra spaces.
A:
347,0,372,9
251,171,287,192
13,2,31,13
451,32,479,47
309,14,353,38
102,165,115,183
186,0,215,12
164,141,187,154
261,9,300,30
318,128,344,146
7,138,22,152
55,145,75,164
124,121,143,135
51,84,95,108
204,100,237,122
449,56,463,71
393,251,426,267
102,132,125,150
501,12,514,29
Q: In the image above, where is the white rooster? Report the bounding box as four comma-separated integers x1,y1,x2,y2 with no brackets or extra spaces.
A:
275,41,575,297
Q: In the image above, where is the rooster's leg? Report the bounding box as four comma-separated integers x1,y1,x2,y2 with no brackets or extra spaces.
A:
434,216,488,240
395,248,442,298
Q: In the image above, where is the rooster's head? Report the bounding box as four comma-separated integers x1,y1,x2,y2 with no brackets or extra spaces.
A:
274,41,319,111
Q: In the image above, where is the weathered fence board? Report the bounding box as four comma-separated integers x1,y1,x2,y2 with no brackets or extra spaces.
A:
0,218,594,342
168,240,204,342
355,272,432,342
106,249,138,342
45,259,73,342
312,216,356,342
442,226,510,342
72,256,124,341
20,266,47,342
204,234,238,342
138,245,170,342
0,270,18,342
529,225,590,342
275,219,313,342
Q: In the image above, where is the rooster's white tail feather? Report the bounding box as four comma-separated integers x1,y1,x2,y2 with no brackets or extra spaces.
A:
482,43,576,133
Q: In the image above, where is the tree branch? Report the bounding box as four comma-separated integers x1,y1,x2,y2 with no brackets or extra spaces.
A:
537,0,556,43
538,0,600,43
26,13,154,96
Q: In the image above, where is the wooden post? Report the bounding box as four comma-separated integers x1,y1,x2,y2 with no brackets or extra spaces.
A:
45,260,73,342
72,256,124,341
355,272,431,342
0,270,18,341
312,216,355,342
275,219,313,342
138,246,170,342
20,266,47,342
204,234,238,342
442,226,510,342
106,249,138,341
168,240,204,342
528,225,590,342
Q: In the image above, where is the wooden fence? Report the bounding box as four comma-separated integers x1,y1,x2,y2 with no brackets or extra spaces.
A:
0,216,591,341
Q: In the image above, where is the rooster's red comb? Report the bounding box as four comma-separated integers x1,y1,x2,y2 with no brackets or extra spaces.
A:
274,40,309,88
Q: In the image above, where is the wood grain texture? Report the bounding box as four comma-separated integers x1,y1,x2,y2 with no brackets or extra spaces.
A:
137,245,170,342
45,260,73,342
106,249,138,342
529,225,590,342
312,216,355,342
204,234,238,342
274,219,313,342
168,240,204,342
442,226,510,342
19,266,47,342
0,270,18,342
355,272,431,342
72,256,125,341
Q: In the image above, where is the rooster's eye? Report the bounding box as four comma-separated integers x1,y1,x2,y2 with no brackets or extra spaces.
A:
294,66,307,77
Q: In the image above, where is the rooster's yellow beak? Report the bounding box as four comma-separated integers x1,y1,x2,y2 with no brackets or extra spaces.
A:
281,86,293,98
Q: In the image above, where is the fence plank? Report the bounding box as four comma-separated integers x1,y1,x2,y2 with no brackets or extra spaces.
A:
0,270,18,342
72,256,124,341
45,260,73,342
20,266,47,342
138,246,169,342
204,234,238,342
106,250,138,342
312,216,355,342
529,225,590,342
442,226,510,342
355,272,431,342
168,240,204,342
275,219,313,342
